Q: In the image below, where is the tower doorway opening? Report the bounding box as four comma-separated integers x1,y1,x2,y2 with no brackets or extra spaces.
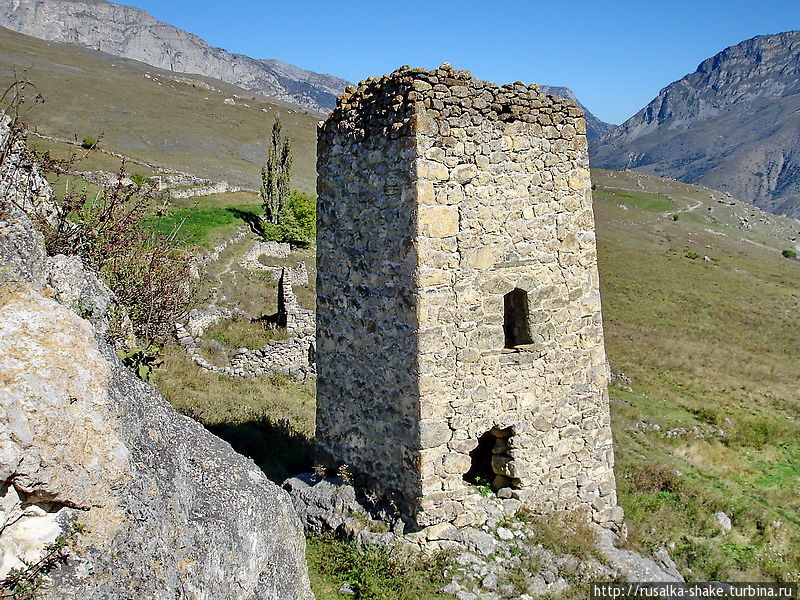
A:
463,427,518,490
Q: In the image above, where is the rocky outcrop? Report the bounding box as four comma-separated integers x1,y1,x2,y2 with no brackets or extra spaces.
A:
0,120,313,599
283,473,684,598
0,0,350,113
592,30,800,218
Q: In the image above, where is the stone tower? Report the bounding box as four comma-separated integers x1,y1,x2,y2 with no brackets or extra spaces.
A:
316,65,622,529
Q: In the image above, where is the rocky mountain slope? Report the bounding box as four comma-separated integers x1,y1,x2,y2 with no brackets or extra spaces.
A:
0,26,322,192
541,85,615,139
0,26,615,193
592,30,800,218
0,0,349,113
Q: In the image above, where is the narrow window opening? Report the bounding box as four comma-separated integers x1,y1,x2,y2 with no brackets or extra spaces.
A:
463,427,519,491
503,288,533,348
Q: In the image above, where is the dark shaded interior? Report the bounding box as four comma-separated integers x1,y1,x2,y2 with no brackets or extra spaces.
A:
503,288,533,348
463,430,498,486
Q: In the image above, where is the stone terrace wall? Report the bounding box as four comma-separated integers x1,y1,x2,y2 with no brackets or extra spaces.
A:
175,270,316,381
316,65,621,529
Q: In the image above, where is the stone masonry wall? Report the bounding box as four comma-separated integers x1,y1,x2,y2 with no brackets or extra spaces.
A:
316,73,422,509
316,65,621,529
175,269,316,381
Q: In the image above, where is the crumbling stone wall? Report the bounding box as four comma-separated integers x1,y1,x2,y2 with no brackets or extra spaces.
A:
277,269,315,334
239,240,309,285
316,65,621,528
175,269,316,381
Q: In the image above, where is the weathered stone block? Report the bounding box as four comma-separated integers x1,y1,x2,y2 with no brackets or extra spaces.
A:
419,420,453,449
419,205,460,237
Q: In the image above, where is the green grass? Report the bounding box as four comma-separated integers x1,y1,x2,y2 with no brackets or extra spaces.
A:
145,157,800,587
205,315,288,349
594,188,676,212
150,204,259,247
155,344,315,482
149,190,314,249
593,169,800,581
168,190,261,210
162,190,264,247
306,535,453,600
755,446,800,488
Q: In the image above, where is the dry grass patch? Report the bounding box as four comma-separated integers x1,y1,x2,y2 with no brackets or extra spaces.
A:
155,344,315,482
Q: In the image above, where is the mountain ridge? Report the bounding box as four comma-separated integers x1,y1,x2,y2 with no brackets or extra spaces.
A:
540,85,615,139
0,0,614,137
0,0,351,113
592,30,800,218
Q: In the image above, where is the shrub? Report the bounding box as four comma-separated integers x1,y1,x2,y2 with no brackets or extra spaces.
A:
80,136,97,149
0,523,86,599
685,251,700,260
782,249,797,259
130,172,153,187
672,536,728,580
671,214,679,221
731,417,774,449
288,191,316,238
523,509,600,560
259,191,316,245
625,463,682,493
8,127,195,351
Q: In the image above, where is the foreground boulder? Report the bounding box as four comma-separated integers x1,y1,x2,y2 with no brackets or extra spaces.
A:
0,123,313,599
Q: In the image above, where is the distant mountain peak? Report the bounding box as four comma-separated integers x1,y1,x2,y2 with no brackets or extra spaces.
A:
592,30,800,218
540,85,615,139
0,0,351,112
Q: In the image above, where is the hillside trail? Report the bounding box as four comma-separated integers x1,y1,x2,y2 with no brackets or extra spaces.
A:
661,197,704,219
597,183,704,216
203,233,254,305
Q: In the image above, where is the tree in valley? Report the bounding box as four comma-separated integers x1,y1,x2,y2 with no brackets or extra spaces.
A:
260,117,292,225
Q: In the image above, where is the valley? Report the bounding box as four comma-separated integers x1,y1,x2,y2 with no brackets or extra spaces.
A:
0,6,799,598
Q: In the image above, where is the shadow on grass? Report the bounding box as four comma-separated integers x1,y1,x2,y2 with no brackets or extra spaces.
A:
207,416,315,484
227,207,264,236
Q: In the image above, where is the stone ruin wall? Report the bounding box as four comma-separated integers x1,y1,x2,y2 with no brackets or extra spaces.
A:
239,241,309,285
175,269,316,381
316,65,621,529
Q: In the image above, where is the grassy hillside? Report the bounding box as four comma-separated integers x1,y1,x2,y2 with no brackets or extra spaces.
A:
0,26,320,193
592,169,800,580
11,26,798,583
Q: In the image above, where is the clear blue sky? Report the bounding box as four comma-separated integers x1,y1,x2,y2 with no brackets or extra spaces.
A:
127,0,798,124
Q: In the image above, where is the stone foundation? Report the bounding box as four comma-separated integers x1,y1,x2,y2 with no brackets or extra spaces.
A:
175,269,315,380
